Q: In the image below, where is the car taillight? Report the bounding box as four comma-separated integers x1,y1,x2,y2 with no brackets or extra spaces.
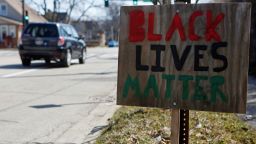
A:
58,37,65,46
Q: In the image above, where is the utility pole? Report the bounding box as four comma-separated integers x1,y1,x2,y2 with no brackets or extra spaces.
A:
111,26,114,40
22,0,25,30
53,0,57,22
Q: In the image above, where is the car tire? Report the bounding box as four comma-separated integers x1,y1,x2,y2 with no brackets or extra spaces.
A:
21,58,31,66
62,49,71,67
79,48,86,64
45,59,51,65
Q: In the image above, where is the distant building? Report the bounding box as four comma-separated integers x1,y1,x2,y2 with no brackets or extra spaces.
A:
72,21,106,47
72,21,101,40
0,0,47,48
44,11,68,23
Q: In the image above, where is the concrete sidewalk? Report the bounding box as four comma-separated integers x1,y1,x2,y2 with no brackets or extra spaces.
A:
0,48,18,52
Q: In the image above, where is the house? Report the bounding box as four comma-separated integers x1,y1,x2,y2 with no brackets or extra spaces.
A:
44,11,68,23
72,21,106,47
0,0,47,48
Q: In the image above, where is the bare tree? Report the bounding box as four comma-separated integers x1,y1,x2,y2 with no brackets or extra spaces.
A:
56,0,101,23
27,0,48,15
101,2,123,41
27,0,100,23
74,0,100,23
64,0,78,23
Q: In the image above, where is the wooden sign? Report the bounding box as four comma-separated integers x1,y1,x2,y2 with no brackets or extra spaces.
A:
117,3,251,113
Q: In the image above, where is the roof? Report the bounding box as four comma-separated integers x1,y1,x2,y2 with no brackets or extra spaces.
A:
25,22,75,28
28,22,70,26
2,0,47,22
0,16,22,25
44,11,67,22
55,12,68,22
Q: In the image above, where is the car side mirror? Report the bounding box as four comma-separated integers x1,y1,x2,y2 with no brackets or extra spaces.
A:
78,35,85,40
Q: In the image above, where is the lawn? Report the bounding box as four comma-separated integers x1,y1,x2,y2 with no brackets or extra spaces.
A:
96,106,256,144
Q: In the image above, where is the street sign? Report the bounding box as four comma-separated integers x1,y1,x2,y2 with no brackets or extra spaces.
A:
117,3,251,113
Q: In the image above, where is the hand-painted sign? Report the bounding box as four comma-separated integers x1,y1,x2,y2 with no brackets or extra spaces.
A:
117,3,251,113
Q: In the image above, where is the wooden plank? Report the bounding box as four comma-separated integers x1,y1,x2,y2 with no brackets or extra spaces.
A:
117,3,251,113
171,109,180,144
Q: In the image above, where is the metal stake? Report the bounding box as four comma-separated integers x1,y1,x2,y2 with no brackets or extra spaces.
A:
179,109,189,144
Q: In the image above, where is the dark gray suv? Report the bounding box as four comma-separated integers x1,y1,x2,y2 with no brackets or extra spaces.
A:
19,23,86,67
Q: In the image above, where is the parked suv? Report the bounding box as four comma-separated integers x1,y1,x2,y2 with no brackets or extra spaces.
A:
19,23,86,67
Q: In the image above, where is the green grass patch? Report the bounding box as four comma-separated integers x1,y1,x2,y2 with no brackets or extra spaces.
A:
95,106,256,144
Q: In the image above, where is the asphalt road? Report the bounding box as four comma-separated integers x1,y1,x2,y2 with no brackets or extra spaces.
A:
0,47,119,144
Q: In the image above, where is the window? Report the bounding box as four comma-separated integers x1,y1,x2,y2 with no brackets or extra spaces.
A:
60,26,69,37
24,24,59,37
63,25,73,36
9,25,16,38
70,26,79,38
0,3,7,16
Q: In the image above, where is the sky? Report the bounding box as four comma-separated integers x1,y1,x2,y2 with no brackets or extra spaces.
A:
26,0,209,21
26,0,154,20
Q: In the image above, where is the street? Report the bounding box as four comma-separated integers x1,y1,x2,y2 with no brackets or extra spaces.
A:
0,47,118,144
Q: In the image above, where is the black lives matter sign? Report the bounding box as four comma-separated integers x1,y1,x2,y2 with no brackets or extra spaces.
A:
117,3,251,113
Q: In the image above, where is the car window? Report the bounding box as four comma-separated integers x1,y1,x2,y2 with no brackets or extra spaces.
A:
24,24,58,37
70,26,79,38
59,26,69,37
63,25,73,37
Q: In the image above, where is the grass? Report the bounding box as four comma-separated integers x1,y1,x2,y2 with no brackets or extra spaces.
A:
95,106,256,144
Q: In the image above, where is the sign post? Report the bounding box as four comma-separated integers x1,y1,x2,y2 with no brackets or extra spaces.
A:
117,3,251,143
171,0,191,143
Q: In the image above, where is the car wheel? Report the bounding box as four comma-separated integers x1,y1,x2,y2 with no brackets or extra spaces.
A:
21,58,31,66
79,48,86,64
62,49,71,67
45,59,51,65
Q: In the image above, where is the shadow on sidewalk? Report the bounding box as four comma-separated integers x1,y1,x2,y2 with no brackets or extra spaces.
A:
29,101,113,109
